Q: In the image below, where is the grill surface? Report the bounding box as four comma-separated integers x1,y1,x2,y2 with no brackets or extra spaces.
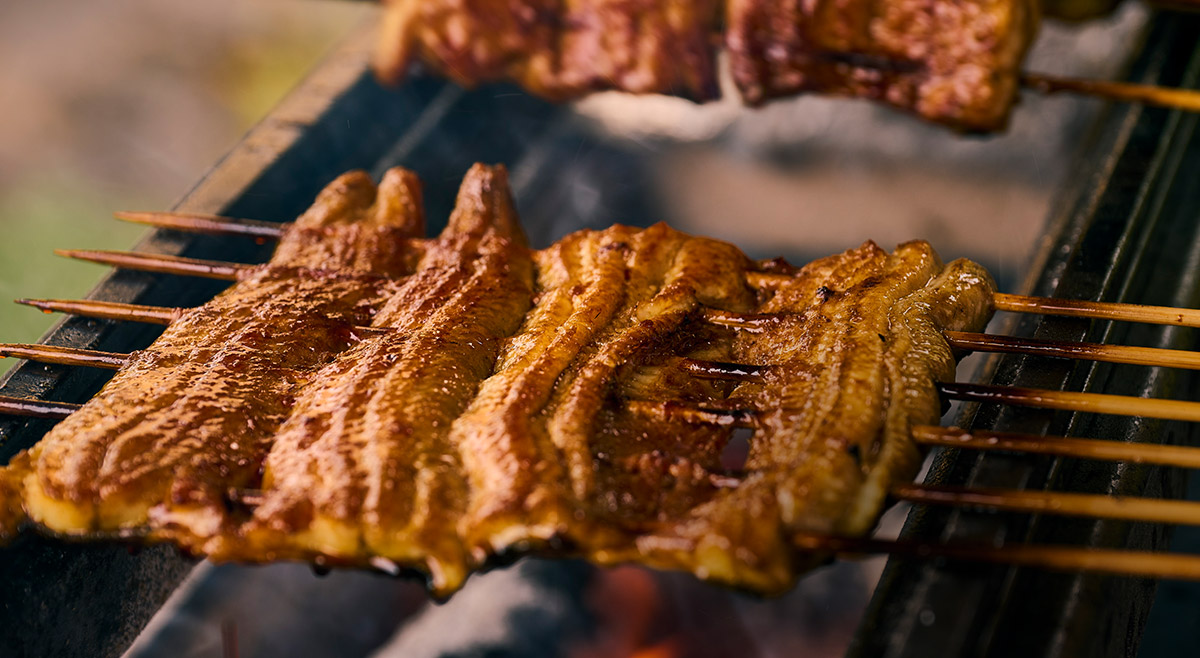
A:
853,16,1200,658
1,12,1198,658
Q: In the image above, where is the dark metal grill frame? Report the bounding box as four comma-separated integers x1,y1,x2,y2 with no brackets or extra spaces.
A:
1,13,1199,658
852,15,1200,658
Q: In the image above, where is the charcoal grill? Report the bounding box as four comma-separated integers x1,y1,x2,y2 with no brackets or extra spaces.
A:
2,10,1200,658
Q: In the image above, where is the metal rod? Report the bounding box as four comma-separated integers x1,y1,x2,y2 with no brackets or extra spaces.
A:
912,425,1200,469
944,330,1200,370
56,249,247,281
938,382,1200,423
0,343,126,369
114,211,285,239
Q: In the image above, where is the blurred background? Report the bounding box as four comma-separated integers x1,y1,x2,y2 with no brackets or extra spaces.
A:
0,0,372,371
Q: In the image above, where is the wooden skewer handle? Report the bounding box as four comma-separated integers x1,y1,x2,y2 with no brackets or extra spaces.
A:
793,534,1200,581
0,395,79,420
993,293,1200,328
16,299,180,325
939,382,1200,423
744,277,1200,329
0,344,126,369
894,483,1200,526
1023,72,1200,113
945,331,1200,370
912,425,1200,469
57,249,247,281
114,211,285,239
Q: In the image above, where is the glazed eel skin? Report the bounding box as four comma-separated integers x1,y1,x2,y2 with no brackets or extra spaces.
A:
0,165,995,597
375,0,723,101
0,168,426,544
374,0,1039,132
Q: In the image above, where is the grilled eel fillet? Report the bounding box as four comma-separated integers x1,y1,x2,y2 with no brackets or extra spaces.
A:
0,167,427,543
374,0,723,101
0,165,995,597
222,166,536,593
373,0,1039,131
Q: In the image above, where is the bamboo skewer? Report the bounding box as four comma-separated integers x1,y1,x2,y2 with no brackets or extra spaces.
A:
894,483,1200,526
737,277,1200,328
16,298,180,325
792,534,1200,582
5,343,1198,463
944,331,1200,370
14,298,396,338
114,211,285,240
16,300,1197,380
629,382,1200,427
57,249,248,281
1022,72,1200,113
0,344,126,369
64,253,1200,333
912,425,1200,468
938,382,1200,423
992,293,1200,328
0,396,80,420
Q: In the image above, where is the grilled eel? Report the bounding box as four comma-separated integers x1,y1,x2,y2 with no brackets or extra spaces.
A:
374,0,723,101
373,0,1039,132
218,164,536,594
451,234,993,593
0,166,995,597
0,168,426,544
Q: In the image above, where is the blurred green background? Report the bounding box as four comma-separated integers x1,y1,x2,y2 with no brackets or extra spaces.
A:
0,0,373,373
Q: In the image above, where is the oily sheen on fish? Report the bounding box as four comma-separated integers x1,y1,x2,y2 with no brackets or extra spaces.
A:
218,165,535,594
0,165,995,598
2,168,426,543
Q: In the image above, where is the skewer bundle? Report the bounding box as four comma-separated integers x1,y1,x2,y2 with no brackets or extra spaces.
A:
3,165,1200,594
